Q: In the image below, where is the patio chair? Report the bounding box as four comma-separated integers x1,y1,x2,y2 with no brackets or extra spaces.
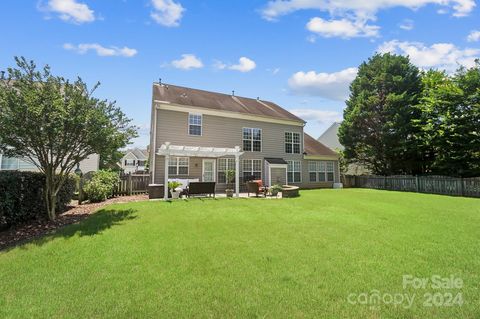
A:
246,180,267,197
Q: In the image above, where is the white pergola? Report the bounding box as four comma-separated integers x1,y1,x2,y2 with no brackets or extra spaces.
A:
156,142,244,199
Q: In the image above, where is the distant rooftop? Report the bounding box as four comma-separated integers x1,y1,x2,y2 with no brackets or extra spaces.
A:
125,148,148,160
318,122,343,151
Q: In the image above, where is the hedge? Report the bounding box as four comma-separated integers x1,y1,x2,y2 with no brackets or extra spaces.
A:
0,171,76,227
83,170,118,203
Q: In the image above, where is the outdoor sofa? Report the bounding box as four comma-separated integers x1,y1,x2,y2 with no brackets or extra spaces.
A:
186,182,216,197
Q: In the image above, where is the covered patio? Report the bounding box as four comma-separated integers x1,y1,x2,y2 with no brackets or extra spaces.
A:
156,142,244,199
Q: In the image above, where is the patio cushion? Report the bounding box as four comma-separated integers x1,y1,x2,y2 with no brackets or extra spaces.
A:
252,179,263,187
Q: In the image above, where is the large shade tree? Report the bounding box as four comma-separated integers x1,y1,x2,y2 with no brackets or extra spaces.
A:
0,57,137,220
338,53,423,175
415,64,480,177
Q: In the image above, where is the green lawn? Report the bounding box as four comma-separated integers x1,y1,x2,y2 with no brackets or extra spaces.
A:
1,189,479,318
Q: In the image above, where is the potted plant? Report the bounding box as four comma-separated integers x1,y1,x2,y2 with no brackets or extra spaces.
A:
270,184,283,197
225,169,235,197
168,181,182,199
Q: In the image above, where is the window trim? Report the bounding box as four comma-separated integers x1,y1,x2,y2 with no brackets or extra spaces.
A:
217,158,236,184
188,113,203,136
0,155,37,171
242,158,262,180
168,157,190,175
308,161,335,182
242,127,262,152
287,160,302,184
285,131,301,154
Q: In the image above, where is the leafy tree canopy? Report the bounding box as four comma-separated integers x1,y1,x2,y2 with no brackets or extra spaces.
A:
339,53,422,175
0,57,137,219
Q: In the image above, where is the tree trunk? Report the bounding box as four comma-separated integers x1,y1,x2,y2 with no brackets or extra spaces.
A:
45,170,57,221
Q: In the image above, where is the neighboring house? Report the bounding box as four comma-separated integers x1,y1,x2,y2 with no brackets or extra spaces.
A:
318,122,370,175
318,122,343,151
119,148,149,174
149,83,340,197
0,153,100,173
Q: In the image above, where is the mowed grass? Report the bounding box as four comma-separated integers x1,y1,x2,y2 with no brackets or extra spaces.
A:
1,189,479,318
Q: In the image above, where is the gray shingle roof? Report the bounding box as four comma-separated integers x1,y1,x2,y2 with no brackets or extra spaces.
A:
304,133,338,157
126,148,148,160
153,83,305,123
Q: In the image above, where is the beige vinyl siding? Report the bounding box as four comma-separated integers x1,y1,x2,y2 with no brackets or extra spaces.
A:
153,109,303,184
79,154,100,173
152,108,341,189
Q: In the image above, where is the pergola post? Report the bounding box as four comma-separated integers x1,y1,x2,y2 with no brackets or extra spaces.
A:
235,146,240,198
156,142,243,199
164,142,170,200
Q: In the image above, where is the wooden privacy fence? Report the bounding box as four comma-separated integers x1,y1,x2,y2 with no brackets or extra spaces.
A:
113,173,150,196
346,175,480,198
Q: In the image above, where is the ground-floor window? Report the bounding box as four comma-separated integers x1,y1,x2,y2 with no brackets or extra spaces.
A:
309,161,335,182
0,156,37,170
168,157,189,175
287,160,301,183
242,159,262,181
217,158,236,183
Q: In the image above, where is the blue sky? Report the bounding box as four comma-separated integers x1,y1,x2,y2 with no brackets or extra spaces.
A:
1,0,479,147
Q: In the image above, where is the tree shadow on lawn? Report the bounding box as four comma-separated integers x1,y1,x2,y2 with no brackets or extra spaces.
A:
20,208,138,250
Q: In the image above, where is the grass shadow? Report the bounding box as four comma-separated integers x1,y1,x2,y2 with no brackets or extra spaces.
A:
21,208,138,249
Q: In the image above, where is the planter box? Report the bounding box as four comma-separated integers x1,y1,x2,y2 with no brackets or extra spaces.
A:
148,184,164,199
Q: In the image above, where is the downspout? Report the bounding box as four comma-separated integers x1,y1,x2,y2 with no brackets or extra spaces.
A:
151,106,157,183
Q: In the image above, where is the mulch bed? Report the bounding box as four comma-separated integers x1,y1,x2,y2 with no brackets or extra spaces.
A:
0,194,148,251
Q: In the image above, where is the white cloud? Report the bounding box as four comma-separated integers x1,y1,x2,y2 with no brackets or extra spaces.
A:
213,60,227,70
378,40,480,72
290,109,342,125
151,0,185,27
467,30,480,42
171,54,203,70
215,57,257,72
229,57,257,72
288,67,358,101
306,34,317,43
261,0,475,20
306,17,379,38
63,43,137,57
399,19,414,30
261,0,474,38
43,0,95,23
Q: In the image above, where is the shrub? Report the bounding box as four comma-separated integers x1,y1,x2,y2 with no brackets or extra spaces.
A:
83,170,118,203
0,171,76,227
168,181,182,192
270,184,283,196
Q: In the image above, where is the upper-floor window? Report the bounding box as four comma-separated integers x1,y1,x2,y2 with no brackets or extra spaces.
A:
285,132,301,154
287,160,301,183
188,113,202,136
168,157,189,175
308,161,335,182
243,128,262,152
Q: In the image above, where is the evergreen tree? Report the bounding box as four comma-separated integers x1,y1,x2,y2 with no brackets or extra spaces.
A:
339,53,422,175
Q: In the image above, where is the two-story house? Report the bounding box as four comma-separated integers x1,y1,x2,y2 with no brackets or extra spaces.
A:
149,83,340,197
119,148,149,174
